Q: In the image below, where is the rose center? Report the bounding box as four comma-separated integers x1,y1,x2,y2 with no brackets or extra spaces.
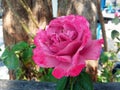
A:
50,29,78,44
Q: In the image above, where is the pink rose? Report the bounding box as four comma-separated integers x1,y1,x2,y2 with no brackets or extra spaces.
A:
115,12,120,17
33,15,103,79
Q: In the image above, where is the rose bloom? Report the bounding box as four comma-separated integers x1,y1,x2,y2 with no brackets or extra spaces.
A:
33,15,103,79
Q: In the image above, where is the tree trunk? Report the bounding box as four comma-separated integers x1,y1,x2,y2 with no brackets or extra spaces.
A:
58,0,97,39
2,0,53,46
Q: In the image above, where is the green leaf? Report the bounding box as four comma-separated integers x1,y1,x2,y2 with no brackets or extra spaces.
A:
39,68,45,73
46,69,58,82
73,71,94,90
12,41,29,52
117,42,120,47
30,44,36,48
111,30,120,40
22,47,33,60
1,48,10,60
100,52,109,63
112,17,120,25
15,68,24,80
3,51,20,70
73,80,84,90
40,68,58,82
56,77,68,90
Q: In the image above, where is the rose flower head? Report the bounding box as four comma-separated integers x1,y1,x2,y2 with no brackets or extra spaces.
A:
33,15,103,79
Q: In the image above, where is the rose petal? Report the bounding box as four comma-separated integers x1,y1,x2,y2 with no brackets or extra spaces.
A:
57,40,81,56
33,39,60,67
52,67,65,79
34,30,47,46
63,21,76,31
78,31,91,51
33,47,59,67
47,25,63,35
80,39,103,60
52,61,85,79
71,16,89,32
49,41,71,53
33,47,46,67
72,52,86,65
56,55,72,63
69,64,85,76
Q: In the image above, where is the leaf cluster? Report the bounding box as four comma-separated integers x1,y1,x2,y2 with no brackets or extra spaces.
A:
0,42,36,80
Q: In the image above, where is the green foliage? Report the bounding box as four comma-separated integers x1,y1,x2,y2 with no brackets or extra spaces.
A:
97,51,120,82
99,52,109,64
56,77,68,90
98,59,114,82
12,42,29,51
73,71,93,90
112,17,120,25
2,49,20,70
111,30,120,40
1,41,37,80
98,52,120,82
56,71,93,90
39,68,58,82
15,68,24,80
113,70,120,82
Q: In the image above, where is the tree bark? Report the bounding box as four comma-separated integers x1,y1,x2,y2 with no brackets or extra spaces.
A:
2,0,53,46
58,0,97,39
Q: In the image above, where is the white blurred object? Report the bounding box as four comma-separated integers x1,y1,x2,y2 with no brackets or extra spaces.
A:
0,19,9,80
117,51,120,59
107,38,118,52
52,0,58,17
0,62,9,79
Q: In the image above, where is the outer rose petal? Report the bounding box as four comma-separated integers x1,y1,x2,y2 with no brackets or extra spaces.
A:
52,62,85,79
73,16,89,32
69,64,85,76
34,30,47,46
72,52,85,65
50,15,75,24
52,54,86,79
52,67,65,79
80,39,103,60
33,47,59,67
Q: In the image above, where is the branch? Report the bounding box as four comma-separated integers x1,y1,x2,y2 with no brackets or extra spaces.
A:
97,0,108,51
